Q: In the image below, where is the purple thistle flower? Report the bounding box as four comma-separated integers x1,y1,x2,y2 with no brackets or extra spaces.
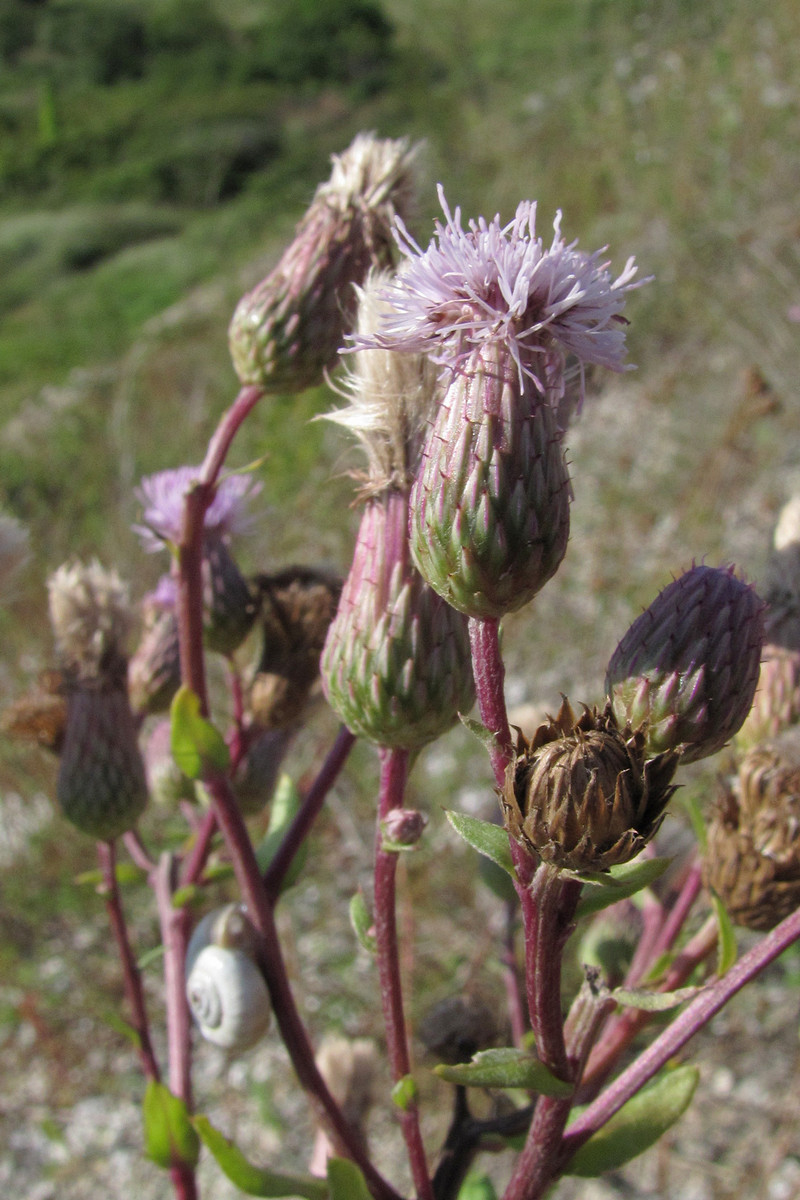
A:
367,185,645,404
133,466,262,553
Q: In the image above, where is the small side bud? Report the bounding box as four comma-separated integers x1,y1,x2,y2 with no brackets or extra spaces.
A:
381,808,427,848
605,564,765,764
502,698,679,873
128,577,181,716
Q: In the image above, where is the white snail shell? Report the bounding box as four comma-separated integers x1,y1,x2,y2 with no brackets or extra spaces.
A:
185,904,271,1052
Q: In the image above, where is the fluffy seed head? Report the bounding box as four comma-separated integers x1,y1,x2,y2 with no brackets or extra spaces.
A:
48,560,133,684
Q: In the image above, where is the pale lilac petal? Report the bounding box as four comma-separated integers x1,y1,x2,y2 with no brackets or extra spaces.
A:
134,467,262,553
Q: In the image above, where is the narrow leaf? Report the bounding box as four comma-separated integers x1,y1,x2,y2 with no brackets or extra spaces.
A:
143,1081,200,1171
445,810,515,879
565,1065,699,1177
193,1115,327,1198
478,854,519,905
349,891,376,954
434,1048,572,1096
575,857,671,920
75,862,146,888
170,685,230,780
171,884,200,909
391,1074,418,1111
459,713,502,753
611,984,700,1012
255,774,307,888
710,890,738,975
327,1158,372,1200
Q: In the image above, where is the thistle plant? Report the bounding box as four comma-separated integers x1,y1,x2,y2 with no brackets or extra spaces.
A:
12,136,800,1200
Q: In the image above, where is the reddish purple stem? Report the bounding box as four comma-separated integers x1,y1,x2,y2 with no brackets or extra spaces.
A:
374,748,434,1200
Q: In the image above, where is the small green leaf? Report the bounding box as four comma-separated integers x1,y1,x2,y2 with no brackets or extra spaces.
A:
349,891,376,954
458,1173,499,1200
136,944,165,972
565,1065,699,1177
445,810,516,879
255,775,307,886
611,984,700,1012
102,1009,142,1049
710,890,738,975
391,1074,418,1110
434,1048,572,1096
478,854,519,905
327,1157,372,1200
170,685,230,780
171,884,201,909
202,861,234,883
143,1082,200,1171
75,862,146,888
574,857,672,920
459,714,503,753
193,1115,327,1198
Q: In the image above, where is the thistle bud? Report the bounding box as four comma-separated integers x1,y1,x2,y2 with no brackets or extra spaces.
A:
502,698,679,873
605,565,765,764
128,577,181,716
381,807,427,847
704,731,800,930
321,490,476,750
418,994,499,1065
409,341,571,618
48,561,147,841
229,133,418,393
231,727,293,816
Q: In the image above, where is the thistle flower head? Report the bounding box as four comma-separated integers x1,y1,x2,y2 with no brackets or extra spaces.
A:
325,271,440,494
133,466,261,553
48,559,133,683
367,185,644,405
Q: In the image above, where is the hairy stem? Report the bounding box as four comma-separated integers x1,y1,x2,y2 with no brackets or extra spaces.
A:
154,853,194,1110
374,747,434,1200
98,840,161,1084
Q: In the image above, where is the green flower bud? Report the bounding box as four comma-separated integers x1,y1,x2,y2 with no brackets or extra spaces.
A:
229,134,418,394
409,342,571,619
605,565,765,764
321,491,475,749
502,698,679,873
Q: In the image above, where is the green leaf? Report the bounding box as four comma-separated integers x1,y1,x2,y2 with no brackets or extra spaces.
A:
75,862,146,888
710,889,738,975
565,1065,699,1177
327,1157,372,1200
458,1173,499,1200
349,891,376,954
434,1048,572,1096
136,944,165,972
170,685,230,780
193,1115,327,1198
574,857,672,920
459,713,503,753
143,1082,200,1171
255,774,307,888
478,854,519,905
611,984,699,1012
445,810,516,879
391,1074,418,1111
102,1009,142,1049
171,884,201,909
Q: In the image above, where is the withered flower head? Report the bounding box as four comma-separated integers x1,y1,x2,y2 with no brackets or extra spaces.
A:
502,698,679,873
248,567,342,730
704,730,800,930
735,642,800,752
48,559,133,685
